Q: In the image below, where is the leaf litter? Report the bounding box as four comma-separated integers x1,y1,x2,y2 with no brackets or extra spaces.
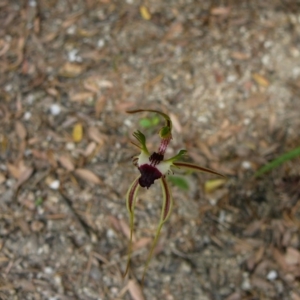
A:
0,0,300,299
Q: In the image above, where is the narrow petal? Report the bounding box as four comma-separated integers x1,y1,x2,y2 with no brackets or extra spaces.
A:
124,176,140,277
173,161,226,178
164,149,187,163
141,177,173,283
132,130,149,154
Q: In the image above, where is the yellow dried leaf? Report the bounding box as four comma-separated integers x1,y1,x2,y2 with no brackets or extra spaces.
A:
204,179,226,193
140,5,151,20
72,123,83,142
252,73,270,87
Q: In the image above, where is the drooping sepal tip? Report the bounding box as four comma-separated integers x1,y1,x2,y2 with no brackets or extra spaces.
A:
141,177,173,283
124,176,140,278
126,109,173,136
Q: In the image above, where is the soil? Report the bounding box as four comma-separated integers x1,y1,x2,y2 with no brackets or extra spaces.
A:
0,0,300,299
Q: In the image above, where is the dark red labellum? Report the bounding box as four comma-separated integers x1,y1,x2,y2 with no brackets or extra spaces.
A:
138,164,162,188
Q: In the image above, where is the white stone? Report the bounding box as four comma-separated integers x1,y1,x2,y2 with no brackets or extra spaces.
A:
49,180,60,190
23,111,32,120
242,161,252,169
66,142,75,150
267,270,277,281
44,267,53,274
97,39,105,48
50,104,61,116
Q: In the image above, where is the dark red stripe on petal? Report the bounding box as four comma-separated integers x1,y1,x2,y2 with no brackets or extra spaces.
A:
127,177,140,213
173,162,225,178
161,177,172,221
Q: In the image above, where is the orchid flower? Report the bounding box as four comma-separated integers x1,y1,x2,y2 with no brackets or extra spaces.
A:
124,109,225,282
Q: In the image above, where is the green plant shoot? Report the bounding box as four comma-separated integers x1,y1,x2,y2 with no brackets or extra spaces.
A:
124,109,225,283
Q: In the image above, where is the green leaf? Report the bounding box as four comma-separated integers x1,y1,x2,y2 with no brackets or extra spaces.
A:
255,146,300,177
139,118,152,128
168,175,189,190
35,197,43,206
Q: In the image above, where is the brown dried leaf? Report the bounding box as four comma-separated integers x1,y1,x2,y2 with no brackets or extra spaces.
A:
132,237,152,251
285,247,300,265
164,22,183,40
243,93,268,109
58,155,75,171
291,292,300,300
31,149,48,160
7,163,21,179
95,96,106,118
14,279,36,292
69,92,94,102
15,167,33,189
0,40,10,57
252,73,270,87
83,77,100,93
118,218,135,241
243,220,263,236
170,112,182,133
0,172,6,184
30,220,44,232
251,276,273,291
74,168,102,185
88,127,104,144
225,292,241,300
273,248,288,270
128,279,145,300
15,121,27,140
59,62,85,77
230,51,249,60
83,142,97,157
211,6,231,15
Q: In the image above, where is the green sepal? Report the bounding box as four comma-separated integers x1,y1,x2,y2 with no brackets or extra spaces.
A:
132,130,149,155
159,126,172,139
173,161,226,178
124,176,140,278
141,177,173,283
165,149,187,163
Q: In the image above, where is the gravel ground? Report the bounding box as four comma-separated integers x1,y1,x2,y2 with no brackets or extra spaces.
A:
0,0,300,299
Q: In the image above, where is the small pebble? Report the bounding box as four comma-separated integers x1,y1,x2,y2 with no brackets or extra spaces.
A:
97,39,105,48
44,267,53,274
49,180,60,190
50,104,61,116
66,142,75,150
23,111,32,120
242,161,252,169
267,270,277,281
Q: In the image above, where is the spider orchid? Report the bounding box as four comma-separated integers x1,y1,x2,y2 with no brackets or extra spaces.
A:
124,109,225,282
